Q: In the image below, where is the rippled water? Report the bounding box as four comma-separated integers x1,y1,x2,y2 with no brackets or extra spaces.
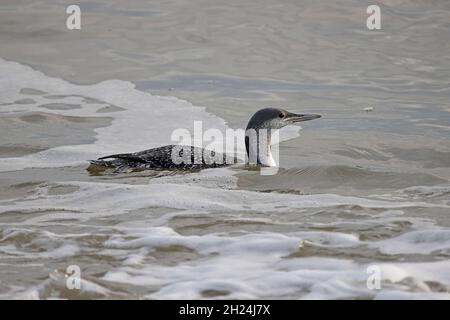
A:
0,0,449,299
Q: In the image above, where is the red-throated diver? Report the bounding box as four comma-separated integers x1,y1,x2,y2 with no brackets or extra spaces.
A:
87,108,321,173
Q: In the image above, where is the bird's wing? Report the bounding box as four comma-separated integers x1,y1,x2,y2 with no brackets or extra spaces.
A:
95,145,233,168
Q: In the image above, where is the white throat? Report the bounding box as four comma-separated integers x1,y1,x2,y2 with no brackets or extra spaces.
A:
246,129,278,167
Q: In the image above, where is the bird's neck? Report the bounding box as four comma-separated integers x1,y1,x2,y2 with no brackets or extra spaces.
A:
245,128,277,167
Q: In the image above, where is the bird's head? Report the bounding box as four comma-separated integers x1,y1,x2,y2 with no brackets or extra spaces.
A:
246,107,321,131
244,107,321,166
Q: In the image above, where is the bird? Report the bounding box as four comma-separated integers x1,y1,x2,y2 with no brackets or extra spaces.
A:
87,107,321,174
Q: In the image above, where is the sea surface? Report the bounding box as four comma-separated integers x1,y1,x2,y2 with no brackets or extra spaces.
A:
0,0,449,299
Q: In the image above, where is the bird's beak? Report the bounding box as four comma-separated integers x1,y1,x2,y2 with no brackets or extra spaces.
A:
285,112,322,123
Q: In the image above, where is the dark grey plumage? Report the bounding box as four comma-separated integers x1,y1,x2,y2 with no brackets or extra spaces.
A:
88,145,236,173
88,107,321,174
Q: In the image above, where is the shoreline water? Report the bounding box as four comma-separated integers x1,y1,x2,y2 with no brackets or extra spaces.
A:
1,0,450,299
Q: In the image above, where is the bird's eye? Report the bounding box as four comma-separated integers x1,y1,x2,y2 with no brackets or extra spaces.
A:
279,113,285,118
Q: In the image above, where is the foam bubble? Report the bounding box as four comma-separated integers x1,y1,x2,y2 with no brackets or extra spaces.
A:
372,229,450,255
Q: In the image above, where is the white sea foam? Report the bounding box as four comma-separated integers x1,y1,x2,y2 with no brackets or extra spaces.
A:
1,58,449,300
372,229,450,255
0,177,447,299
101,226,450,299
0,58,300,172
1,179,445,222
